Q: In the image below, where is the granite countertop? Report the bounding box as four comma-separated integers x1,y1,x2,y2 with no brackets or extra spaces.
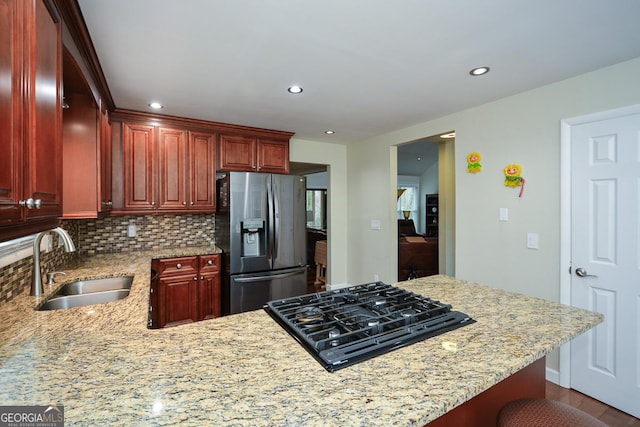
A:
0,249,603,426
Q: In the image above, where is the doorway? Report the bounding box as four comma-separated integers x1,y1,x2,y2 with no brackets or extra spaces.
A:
290,162,329,292
396,132,456,279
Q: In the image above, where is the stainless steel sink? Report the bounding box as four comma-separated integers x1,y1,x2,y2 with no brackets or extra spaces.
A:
37,276,134,311
53,276,133,296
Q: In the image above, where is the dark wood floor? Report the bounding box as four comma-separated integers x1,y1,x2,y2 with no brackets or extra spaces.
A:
546,381,640,426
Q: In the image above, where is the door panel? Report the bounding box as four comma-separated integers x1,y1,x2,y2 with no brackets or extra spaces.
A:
189,131,216,209
271,174,306,270
158,127,187,210
570,112,640,418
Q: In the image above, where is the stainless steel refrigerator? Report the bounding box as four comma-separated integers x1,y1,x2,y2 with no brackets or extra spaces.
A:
216,172,307,314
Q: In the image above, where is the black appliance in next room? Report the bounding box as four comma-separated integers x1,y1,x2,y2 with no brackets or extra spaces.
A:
264,281,475,372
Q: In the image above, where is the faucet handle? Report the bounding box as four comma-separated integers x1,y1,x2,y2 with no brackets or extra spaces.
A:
46,271,66,285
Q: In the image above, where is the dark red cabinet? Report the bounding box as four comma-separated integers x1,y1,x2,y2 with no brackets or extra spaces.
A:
150,254,221,329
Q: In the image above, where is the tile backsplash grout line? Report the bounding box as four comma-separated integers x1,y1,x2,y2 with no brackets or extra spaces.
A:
0,213,215,307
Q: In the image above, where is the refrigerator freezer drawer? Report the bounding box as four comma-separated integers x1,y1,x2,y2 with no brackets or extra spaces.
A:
229,267,307,314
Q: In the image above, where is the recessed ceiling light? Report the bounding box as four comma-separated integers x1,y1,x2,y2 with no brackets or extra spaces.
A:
469,66,490,76
324,130,335,135
288,86,303,94
440,132,456,139
149,102,163,109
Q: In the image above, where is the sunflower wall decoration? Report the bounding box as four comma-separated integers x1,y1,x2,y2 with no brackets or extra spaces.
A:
466,152,482,173
504,163,526,197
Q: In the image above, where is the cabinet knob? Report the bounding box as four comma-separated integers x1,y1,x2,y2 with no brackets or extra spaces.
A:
193,277,198,281
176,263,182,269
19,198,36,209
207,260,213,265
33,199,42,209
190,201,194,206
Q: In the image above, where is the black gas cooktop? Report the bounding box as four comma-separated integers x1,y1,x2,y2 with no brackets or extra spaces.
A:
264,282,475,372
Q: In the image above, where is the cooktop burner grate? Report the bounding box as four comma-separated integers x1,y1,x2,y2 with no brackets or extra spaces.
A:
264,282,475,372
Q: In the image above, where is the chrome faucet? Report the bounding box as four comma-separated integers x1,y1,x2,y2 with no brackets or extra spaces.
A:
31,227,76,296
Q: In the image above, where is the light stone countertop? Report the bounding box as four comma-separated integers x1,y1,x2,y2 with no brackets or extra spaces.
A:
0,249,603,426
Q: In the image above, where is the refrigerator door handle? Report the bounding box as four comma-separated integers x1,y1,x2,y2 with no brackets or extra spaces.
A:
233,269,305,283
273,180,280,259
266,177,274,268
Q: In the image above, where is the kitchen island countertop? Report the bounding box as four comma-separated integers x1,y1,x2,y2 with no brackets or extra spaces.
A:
0,250,602,426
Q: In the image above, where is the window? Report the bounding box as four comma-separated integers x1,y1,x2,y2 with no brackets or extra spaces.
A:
397,184,419,221
306,189,327,229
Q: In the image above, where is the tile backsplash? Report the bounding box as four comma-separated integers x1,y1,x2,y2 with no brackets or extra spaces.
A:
0,214,215,306
67,213,215,255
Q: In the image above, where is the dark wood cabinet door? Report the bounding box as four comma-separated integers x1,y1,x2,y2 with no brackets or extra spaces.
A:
199,271,220,320
257,138,289,174
24,0,63,221
123,123,156,210
189,131,216,210
158,274,199,328
0,0,23,226
157,127,188,210
199,254,221,320
218,134,256,171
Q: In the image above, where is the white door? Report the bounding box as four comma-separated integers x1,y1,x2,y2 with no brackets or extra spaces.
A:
570,112,640,418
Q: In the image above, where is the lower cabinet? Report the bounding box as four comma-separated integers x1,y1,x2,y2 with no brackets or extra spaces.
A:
149,254,221,329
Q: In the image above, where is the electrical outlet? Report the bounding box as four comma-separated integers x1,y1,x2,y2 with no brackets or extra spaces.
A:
127,224,137,238
373,274,380,282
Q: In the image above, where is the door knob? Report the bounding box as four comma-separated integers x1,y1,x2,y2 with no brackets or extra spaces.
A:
575,267,597,278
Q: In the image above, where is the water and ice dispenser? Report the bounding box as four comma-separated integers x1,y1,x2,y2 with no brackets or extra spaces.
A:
241,218,266,257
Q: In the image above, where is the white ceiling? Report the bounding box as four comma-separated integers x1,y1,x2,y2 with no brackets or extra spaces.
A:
77,0,640,145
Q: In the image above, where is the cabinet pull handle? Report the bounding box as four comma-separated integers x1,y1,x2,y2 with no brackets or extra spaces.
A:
176,263,182,269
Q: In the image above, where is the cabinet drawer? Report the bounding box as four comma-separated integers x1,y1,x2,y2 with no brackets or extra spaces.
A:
155,256,198,276
199,254,221,273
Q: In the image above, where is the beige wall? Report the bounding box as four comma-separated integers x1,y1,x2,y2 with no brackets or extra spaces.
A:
348,56,640,298
290,57,640,302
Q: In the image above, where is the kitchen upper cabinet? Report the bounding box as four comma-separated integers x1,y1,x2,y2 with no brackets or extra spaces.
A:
62,93,113,218
0,0,63,240
122,122,156,210
188,131,216,210
118,121,216,213
149,254,221,329
99,100,113,213
218,134,290,174
0,0,24,227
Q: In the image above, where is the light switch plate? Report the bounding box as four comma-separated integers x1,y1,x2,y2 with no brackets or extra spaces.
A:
371,219,381,230
499,208,509,221
527,232,539,249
